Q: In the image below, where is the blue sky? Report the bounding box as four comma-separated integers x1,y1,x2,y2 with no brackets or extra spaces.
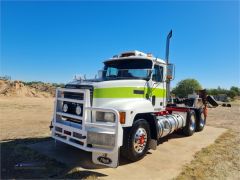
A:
1,1,239,88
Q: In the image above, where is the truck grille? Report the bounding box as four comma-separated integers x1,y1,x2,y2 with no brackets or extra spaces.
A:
64,84,94,105
64,92,84,100
61,84,93,124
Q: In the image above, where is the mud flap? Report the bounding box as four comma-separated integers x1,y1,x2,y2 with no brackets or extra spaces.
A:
149,139,157,150
92,149,119,168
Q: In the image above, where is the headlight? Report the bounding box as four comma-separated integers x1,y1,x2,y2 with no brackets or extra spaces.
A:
104,112,115,122
63,104,68,112
96,112,115,123
76,105,82,115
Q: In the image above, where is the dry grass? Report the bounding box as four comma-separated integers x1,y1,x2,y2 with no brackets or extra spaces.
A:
176,103,240,180
177,130,240,180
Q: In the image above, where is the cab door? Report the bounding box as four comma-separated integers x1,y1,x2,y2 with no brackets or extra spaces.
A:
151,64,166,110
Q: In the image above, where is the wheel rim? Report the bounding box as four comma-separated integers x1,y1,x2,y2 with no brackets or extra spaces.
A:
189,114,196,131
200,113,205,128
133,128,147,154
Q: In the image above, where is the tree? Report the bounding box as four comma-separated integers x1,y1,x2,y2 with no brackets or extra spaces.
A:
227,90,237,99
206,86,240,99
172,79,202,98
230,86,240,96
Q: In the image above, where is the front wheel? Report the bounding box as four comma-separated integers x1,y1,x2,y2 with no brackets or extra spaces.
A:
121,119,150,162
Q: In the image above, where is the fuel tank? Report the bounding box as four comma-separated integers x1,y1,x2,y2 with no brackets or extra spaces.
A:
156,113,186,138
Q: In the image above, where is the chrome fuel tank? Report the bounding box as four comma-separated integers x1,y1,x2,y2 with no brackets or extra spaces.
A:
156,113,186,139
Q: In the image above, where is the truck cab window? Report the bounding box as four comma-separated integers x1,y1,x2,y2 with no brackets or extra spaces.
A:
103,59,152,80
152,65,163,82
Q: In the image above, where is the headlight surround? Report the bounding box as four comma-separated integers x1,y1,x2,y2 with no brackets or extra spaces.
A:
62,104,68,113
96,111,115,123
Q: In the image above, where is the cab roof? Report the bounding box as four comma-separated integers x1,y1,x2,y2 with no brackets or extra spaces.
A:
104,50,166,64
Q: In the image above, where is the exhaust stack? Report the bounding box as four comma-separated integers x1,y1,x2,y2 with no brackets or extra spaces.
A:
165,30,172,101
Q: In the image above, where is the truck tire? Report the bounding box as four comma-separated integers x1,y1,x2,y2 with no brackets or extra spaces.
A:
196,108,206,132
121,119,150,162
183,110,196,136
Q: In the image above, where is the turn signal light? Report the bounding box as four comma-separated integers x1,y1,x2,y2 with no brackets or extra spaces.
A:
119,112,126,124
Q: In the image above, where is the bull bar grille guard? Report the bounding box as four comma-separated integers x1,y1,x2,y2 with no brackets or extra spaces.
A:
51,88,122,154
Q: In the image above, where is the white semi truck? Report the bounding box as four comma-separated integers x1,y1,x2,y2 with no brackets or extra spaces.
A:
50,31,207,167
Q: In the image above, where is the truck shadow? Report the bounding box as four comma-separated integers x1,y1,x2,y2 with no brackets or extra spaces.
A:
157,132,185,145
1,137,107,179
1,133,185,179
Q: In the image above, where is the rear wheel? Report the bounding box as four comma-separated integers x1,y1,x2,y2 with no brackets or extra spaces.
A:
121,119,150,162
183,110,196,136
196,108,206,132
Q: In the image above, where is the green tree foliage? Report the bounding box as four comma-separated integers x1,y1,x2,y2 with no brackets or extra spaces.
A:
207,86,240,99
172,79,202,98
230,86,240,95
228,90,237,99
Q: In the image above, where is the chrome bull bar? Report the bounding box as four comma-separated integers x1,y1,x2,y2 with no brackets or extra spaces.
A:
51,88,123,167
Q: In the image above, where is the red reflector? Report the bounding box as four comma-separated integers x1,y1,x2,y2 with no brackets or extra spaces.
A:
166,107,190,112
154,111,169,116
64,130,71,136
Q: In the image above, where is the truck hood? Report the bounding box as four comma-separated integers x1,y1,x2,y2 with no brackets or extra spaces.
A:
66,79,149,89
65,79,153,100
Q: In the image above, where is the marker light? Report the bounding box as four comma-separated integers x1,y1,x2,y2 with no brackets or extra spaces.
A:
147,53,153,57
119,112,126,124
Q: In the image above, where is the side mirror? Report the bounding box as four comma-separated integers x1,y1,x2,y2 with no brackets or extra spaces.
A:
166,64,175,80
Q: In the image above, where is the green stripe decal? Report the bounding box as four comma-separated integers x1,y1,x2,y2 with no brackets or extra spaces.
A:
93,87,166,98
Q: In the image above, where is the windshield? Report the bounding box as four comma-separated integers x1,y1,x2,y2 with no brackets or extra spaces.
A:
101,59,152,80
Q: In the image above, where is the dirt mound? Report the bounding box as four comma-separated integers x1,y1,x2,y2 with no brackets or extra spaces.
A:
0,80,55,98
28,83,56,96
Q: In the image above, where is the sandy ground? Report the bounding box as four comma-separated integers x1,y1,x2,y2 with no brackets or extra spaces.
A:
207,103,240,131
0,97,54,140
0,97,239,179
